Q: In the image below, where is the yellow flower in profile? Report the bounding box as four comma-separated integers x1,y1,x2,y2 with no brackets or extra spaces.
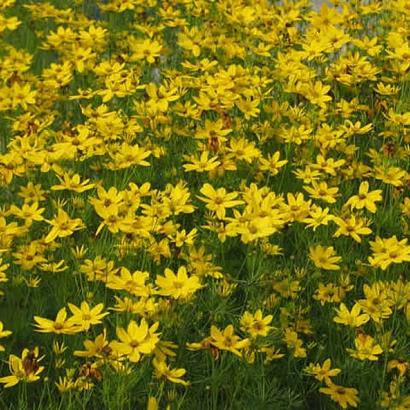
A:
319,382,359,409
147,396,159,410
309,245,342,270
33,308,81,335
74,330,110,358
51,173,95,193
0,348,44,388
0,321,12,352
155,266,203,300
152,357,189,386
44,208,84,243
106,267,150,297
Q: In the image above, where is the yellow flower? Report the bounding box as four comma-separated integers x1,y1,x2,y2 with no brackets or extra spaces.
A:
303,205,333,231
240,309,273,338
44,208,84,243
210,325,249,358
319,382,359,409
368,236,410,270
304,181,339,204
258,151,288,176
147,396,159,410
0,321,12,352
347,333,383,361
332,214,372,243
155,266,203,300
129,38,162,64
110,319,160,363
197,183,243,220
152,357,189,386
74,330,111,359
67,301,109,331
345,181,382,213
304,359,341,385
283,328,307,358
309,245,342,271
106,267,150,296
9,202,45,225
33,308,81,335
51,173,95,193
301,80,332,107
183,150,220,173
0,348,44,388
333,303,370,328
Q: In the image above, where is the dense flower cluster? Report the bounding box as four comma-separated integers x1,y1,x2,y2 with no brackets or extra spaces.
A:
0,0,410,408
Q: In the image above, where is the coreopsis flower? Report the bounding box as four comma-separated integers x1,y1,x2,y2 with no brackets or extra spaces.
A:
74,331,111,359
358,284,393,323
9,202,45,225
240,310,273,338
67,302,109,331
332,214,372,243
209,325,249,358
197,183,244,220
44,208,84,243
106,268,150,297
387,359,409,377
309,245,342,271
345,181,382,213
155,266,203,300
0,348,44,388
314,283,344,305
183,150,220,173
152,357,189,386
283,328,307,358
304,181,339,204
110,319,160,363
285,192,311,222
303,205,333,231
129,38,163,64
258,151,288,176
347,333,383,361
34,308,81,335
235,97,260,119
301,80,332,107
304,359,341,385
319,382,359,409
0,321,12,351
51,173,95,193
333,303,370,328
368,236,410,270
147,396,159,410
18,182,47,203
